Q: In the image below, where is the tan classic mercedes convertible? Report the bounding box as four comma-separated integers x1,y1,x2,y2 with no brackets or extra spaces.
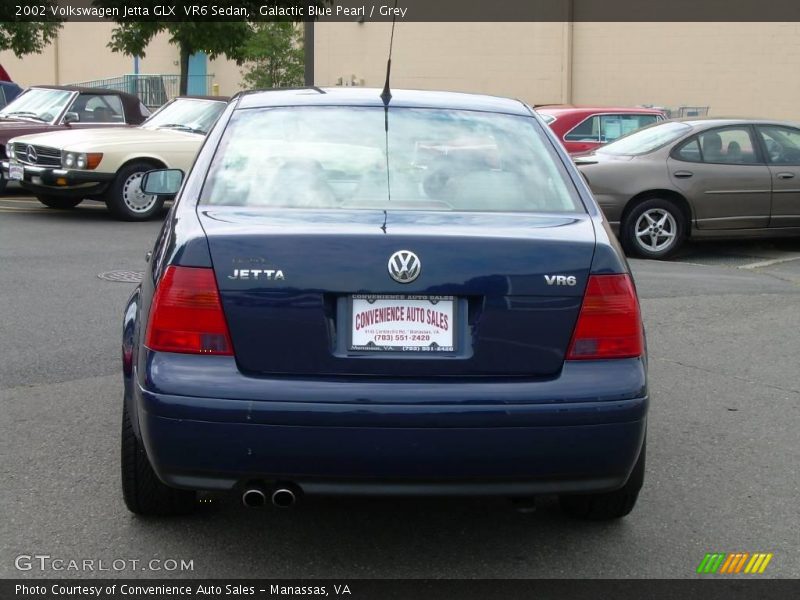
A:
1,95,228,220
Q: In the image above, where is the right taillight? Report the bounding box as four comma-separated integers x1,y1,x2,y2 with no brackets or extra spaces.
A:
145,266,233,355
567,274,643,360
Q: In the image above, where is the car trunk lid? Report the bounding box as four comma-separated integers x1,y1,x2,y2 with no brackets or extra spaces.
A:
199,208,595,378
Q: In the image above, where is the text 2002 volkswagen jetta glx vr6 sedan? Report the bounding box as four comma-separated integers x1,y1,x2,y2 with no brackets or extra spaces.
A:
122,88,648,520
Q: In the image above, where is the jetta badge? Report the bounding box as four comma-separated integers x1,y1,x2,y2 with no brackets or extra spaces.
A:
26,145,38,164
388,250,421,283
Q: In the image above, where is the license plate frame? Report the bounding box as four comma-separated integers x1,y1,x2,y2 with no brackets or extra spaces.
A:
349,294,456,353
8,163,24,181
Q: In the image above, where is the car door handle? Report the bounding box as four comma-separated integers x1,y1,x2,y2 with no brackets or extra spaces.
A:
776,172,795,179
673,171,693,178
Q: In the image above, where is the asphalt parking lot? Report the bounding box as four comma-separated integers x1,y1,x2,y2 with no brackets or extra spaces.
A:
1,192,798,579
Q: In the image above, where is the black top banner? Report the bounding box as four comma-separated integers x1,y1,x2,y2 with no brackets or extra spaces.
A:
6,0,800,22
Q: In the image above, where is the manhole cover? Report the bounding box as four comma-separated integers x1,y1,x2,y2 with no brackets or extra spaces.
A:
98,270,143,283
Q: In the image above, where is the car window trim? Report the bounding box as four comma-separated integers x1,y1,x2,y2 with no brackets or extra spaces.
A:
538,113,557,125
563,111,665,144
671,125,766,166
597,113,662,144
59,92,127,125
563,114,601,142
50,90,80,126
754,123,800,166
672,136,704,163
96,93,127,124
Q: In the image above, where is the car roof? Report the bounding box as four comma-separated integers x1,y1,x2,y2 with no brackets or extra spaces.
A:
536,105,666,116
176,95,230,102
30,85,142,100
236,87,532,116
672,117,800,128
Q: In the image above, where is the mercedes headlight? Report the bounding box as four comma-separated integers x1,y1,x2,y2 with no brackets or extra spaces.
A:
62,152,103,170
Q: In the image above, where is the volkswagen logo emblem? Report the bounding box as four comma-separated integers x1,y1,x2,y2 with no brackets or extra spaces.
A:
388,250,421,284
26,145,38,164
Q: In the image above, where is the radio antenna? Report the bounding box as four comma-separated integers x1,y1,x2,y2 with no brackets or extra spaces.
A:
380,0,398,105
380,0,399,226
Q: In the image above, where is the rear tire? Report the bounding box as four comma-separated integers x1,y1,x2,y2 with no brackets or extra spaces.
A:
621,198,685,259
121,402,196,516
36,195,82,209
559,438,646,520
106,161,164,221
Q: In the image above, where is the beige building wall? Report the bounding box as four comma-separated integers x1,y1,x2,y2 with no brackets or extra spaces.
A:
0,23,246,95
4,21,800,117
314,22,568,104
209,56,247,96
315,21,800,120
571,22,800,119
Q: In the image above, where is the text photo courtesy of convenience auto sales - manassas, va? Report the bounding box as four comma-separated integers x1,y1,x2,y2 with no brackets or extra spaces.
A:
0,1,798,599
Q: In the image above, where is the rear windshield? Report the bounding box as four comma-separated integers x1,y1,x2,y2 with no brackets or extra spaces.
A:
200,106,583,213
598,121,692,156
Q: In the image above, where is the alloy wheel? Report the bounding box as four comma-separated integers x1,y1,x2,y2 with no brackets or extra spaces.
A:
634,208,677,253
122,172,158,213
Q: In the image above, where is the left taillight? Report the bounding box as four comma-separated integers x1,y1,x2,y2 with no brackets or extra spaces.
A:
144,266,233,355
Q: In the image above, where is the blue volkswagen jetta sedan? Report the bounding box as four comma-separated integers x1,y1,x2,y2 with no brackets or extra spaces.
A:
122,87,647,519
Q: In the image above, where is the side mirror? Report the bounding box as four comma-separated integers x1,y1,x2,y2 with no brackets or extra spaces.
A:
64,112,80,125
141,169,184,196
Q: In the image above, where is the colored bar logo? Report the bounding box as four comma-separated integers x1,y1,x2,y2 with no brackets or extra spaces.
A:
697,552,773,574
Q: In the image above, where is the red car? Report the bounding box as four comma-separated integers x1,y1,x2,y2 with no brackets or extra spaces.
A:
536,106,667,155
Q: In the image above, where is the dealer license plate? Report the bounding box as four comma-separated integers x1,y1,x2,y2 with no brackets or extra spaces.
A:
350,294,455,353
8,164,23,181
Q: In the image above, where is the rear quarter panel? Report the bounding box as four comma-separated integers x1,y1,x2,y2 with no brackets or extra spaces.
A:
578,154,674,225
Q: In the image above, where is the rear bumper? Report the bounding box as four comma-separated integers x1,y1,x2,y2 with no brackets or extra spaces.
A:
141,409,646,495
134,355,648,495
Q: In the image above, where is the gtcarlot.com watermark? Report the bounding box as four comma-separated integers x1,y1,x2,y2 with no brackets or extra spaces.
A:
15,554,194,573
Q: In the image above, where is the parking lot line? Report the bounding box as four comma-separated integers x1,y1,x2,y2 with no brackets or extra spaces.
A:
0,197,41,203
0,202,106,211
0,204,44,211
739,255,800,269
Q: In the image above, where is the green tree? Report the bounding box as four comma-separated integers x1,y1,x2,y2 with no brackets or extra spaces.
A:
0,21,61,57
105,20,252,95
92,1,308,94
241,22,304,89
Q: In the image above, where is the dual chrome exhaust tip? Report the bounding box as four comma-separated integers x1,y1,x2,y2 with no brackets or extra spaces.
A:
241,484,298,509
